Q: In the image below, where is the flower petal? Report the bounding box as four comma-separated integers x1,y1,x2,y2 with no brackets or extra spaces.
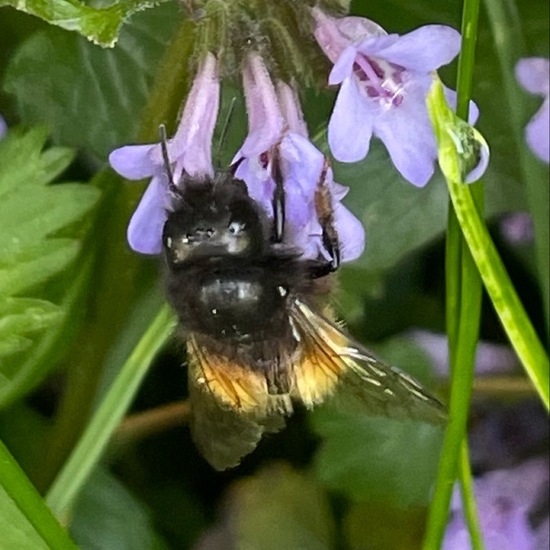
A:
373,83,436,186
236,54,284,160
334,15,386,45
464,133,490,183
372,25,461,72
127,175,169,254
276,82,308,137
171,52,219,178
311,7,354,63
328,78,374,163
333,201,366,262
329,45,358,85
526,99,550,163
280,133,324,196
109,144,159,179
444,86,479,125
515,57,550,96
234,157,275,218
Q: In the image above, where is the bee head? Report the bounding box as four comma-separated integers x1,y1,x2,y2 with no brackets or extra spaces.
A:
162,177,266,267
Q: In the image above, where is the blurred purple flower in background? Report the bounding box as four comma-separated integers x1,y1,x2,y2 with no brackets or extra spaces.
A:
0,115,7,139
516,57,549,163
233,53,365,262
500,212,535,245
444,459,549,550
312,9,481,187
109,53,220,254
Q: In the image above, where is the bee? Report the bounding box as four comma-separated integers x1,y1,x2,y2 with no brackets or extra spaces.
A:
160,142,445,470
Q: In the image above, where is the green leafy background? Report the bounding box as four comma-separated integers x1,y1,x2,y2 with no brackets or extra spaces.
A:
0,0,548,548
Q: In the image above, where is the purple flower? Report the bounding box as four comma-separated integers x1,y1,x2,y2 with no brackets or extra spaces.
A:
312,9,478,187
516,57,549,163
233,54,365,262
444,458,549,550
0,115,7,139
109,53,220,254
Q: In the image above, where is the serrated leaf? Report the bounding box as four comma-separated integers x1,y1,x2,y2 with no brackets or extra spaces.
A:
0,298,62,358
0,184,97,246
0,127,74,193
0,240,79,296
0,128,100,381
0,0,170,47
3,3,181,158
0,257,92,408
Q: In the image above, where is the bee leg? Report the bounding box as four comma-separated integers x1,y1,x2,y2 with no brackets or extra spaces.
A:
315,159,340,272
306,260,334,279
271,148,285,243
159,124,184,198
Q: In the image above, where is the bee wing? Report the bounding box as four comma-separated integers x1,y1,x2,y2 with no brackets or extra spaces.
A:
289,298,446,424
187,335,288,470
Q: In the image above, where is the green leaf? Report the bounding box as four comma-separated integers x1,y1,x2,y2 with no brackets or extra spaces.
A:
0,0,171,47
345,502,427,550
427,79,549,406
0,240,79,297
225,464,335,550
311,408,443,507
0,256,93,408
0,438,78,549
331,137,524,275
0,128,100,398
46,305,175,518
71,468,168,550
3,3,181,158
0,298,62,358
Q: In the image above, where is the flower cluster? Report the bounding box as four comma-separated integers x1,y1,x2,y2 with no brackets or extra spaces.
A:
110,53,220,254
110,52,365,261
110,4,488,258
516,57,549,164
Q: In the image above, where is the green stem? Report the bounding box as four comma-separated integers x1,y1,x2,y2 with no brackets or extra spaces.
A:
423,0,483,547
38,173,157,492
0,439,77,549
423,235,482,548
45,306,175,519
447,177,549,408
458,439,485,550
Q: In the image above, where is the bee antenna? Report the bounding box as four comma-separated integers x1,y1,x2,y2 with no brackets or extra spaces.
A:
215,97,237,168
158,124,180,196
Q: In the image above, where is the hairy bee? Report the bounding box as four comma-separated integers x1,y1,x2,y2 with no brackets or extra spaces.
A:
162,169,445,470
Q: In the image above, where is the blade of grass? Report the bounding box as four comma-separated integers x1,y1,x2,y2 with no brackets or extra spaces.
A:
458,439,485,549
427,78,550,402
423,1,485,546
45,305,175,519
0,439,78,549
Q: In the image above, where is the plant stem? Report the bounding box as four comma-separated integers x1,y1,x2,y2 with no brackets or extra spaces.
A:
45,306,175,519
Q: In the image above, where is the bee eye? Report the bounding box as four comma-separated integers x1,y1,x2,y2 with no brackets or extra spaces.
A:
228,221,245,235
